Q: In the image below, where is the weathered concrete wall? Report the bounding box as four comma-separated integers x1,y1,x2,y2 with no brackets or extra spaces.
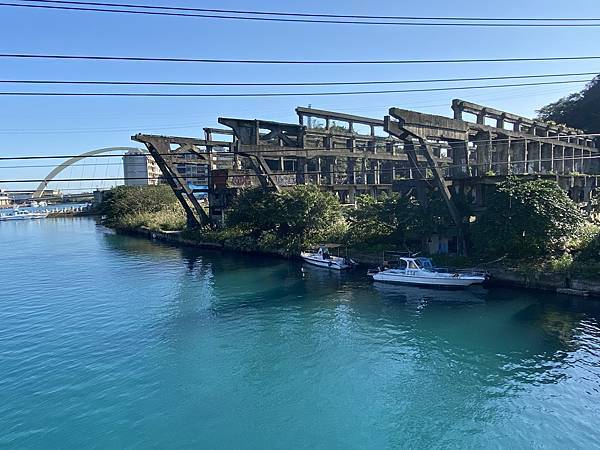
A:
488,268,600,298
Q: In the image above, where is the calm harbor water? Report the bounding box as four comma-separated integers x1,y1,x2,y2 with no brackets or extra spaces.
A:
2,218,600,449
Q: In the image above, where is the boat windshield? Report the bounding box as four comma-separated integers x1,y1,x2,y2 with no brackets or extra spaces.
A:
416,258,434,269
388,259,408,270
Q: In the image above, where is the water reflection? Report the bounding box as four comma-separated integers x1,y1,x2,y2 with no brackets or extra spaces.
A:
97,224,600,447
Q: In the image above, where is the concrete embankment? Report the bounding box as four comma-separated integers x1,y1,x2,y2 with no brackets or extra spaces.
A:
487,267,600,298
129,227,600,299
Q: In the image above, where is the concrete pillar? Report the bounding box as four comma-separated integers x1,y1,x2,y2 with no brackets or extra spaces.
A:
551,144,561,173
452,102,463,120
347,187,356,204
374,161,381,185
558,146,565,174
497,114,505,129
450,140,469,177
523,139,531,173
296,157,307,184
316,157,322,184
347,158,356,184
361,159,367,185
494,139,508,175
541,143,552,173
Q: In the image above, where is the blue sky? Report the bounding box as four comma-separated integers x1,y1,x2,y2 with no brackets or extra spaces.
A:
1,0,599,190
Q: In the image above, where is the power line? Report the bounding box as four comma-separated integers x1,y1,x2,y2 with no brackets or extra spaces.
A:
4,152,600,186
0,84,579,134
0,79,591,97
2,135,598,162
0,71,596,87
13,0,600,22
4,1,600,27
2,53,600,65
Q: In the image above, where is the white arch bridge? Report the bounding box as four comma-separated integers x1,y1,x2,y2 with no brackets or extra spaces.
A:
33,147,143,198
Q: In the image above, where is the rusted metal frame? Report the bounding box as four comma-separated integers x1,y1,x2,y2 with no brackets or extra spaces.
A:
384,114,467,255
133,135,210,227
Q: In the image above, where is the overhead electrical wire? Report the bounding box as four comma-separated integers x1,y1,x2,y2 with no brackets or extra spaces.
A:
1,135,598,162
4,1,600,27
0,71,597,87
4,152,600,186
0,79,592,97
10,0,600,21
2,53,600,65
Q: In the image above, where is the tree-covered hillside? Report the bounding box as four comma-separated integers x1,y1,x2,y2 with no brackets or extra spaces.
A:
537,75,600,133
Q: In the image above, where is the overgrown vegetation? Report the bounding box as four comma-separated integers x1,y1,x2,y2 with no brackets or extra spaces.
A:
471,177,584,258
223,185,345,252
100,185,186,231
100,178,599,279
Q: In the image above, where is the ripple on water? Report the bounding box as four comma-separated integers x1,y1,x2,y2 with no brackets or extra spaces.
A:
1,219,600,448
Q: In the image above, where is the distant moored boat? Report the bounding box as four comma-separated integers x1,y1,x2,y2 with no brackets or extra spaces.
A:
0,210,49,221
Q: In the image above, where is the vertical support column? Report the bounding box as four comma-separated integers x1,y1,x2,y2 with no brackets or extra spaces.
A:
506,136,512,174
347,158,356,184
374,161,381,185
329,158,336,185
316,157,322,184
524,138,529,173
449,140,469,177
296,157,307,184
567,147,575,173
493,138,507,175
487,132,493,173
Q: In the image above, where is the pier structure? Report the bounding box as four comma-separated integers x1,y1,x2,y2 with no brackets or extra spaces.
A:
132,99,599,235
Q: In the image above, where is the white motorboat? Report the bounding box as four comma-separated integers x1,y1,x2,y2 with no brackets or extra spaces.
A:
368,256,487,288
0,210,49,221
301,245,356,270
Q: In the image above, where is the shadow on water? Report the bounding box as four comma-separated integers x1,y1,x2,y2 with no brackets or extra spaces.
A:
103,230,600,392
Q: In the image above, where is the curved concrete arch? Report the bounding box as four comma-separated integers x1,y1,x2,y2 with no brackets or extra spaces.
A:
34,146,143,198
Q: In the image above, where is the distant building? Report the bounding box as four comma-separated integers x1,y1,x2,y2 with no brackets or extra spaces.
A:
0,189,12,208
123,150,162,186
175,147,234,197
5,189,62,202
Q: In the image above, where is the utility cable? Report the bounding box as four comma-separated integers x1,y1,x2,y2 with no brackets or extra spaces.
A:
4,1,600,27
0,71,596,87
2,53,600,65
0,79,592,97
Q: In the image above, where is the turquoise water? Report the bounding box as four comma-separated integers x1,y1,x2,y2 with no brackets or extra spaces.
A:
2,218,600,449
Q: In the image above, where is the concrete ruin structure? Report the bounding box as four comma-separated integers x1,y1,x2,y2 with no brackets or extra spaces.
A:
133,99,599,251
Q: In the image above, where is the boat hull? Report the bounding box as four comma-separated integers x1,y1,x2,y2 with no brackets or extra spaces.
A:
0,212,48,221
371,271,485,287
301,253,350,270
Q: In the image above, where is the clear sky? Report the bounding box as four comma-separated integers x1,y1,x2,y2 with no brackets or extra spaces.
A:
1,0,599,191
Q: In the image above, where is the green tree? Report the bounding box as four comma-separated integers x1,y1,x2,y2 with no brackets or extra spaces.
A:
101,185,185,230
471,177,584,257
227,185,343,246
537,75,600,133
347,192,424,246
